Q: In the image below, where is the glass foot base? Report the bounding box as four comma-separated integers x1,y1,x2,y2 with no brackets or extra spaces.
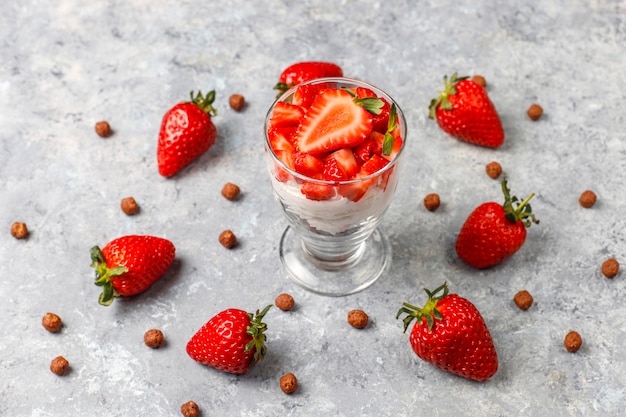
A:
278,226,391,296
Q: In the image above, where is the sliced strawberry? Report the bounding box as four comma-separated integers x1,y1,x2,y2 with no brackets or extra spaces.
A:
269,102,305,129
361,154,389,175
355,87,391,133
369,131,385,155
268,127,295,153
369,130,403,161
295,89,373,155
273,149,295,182
292,83,327,109
293,152,325,179
337,180,370,202
383,129,404,161
323,157,348,181
326,147,359,178
337,155,389,202
361,153,393,191
301,181,336,201
352,138,373,166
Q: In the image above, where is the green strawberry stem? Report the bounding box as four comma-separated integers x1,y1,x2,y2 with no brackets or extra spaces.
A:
382,104,398,156
273,82,294,97
90,246,128,307
428,72,469,119
396,282,449,333
244,305,273,366
189,90,218,117
501,177,540,227
343,87,384,115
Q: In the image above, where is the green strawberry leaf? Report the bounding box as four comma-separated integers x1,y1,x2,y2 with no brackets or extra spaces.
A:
273,82,294,98
356,97,384,115
396,282,450,333
428,72,469,119
501,177,540,227
245,305,273,367
189,90,218,117
342,87,384,115
90,245,126,307
382,104,398,156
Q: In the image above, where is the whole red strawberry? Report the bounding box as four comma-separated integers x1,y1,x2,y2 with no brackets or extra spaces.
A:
274,61,343,96
90,235,176,306
456,178,539,269
429,73,504,148
186,305,272,374
157,90,217,177
396,282,498,382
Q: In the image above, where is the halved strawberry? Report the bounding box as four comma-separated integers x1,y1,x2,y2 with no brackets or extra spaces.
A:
352,138,373,166
384,128,404,162
326,147,359,178
292,83,327,109
360,154,389,176
294,152,325,179
301,181,336,201
323,158,348,181
369,131,385,155
269,102,305,129
337,180,370,202
273,149,295,182
369,130,404,161
268,127,295,153
337,154,390,202
295,89,373,155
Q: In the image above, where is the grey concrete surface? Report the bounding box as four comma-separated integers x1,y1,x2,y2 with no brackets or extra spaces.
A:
1,0,625,416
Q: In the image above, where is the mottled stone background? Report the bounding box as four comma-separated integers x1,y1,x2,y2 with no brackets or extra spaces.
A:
1,0,625,416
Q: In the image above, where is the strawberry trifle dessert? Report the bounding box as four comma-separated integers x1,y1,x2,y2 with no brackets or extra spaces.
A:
264,77,406,296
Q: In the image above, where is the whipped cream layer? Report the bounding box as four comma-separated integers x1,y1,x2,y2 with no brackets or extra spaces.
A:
270,176,397,235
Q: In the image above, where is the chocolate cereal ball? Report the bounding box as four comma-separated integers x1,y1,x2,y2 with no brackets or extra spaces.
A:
279,372,299,394
50,356,70,376
564,331,583,353
42,312,63,333
144,329,164,349
275,293,295,311
347,309,369,329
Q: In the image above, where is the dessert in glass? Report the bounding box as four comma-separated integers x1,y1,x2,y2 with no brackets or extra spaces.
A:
264,77,407,296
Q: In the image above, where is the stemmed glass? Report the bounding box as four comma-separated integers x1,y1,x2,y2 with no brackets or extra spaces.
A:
264,77,407,296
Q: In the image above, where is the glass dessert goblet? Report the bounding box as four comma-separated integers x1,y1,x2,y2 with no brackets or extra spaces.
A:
264,77,407,296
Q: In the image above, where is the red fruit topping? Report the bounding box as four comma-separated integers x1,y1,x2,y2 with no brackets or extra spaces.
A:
360,154,389,176
272,149,295,182
295,89,373,155
292,83,327,108
323,157,348,181
369,130,404,161
268,127,295,153
268,102,305,129
326,148,359,178
301,181,336,201
293,153,325,178
337,155,389,202
355,87,392,133
352,138,373,166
